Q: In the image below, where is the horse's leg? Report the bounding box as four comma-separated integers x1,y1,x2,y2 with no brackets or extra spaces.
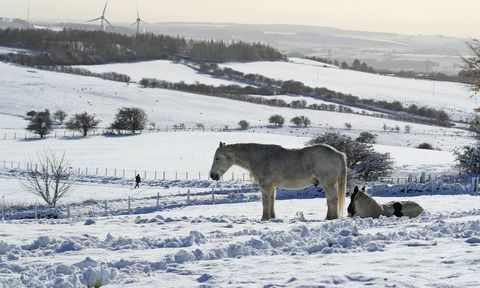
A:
261,185,272,221
269,187,276,219
324,184,339,220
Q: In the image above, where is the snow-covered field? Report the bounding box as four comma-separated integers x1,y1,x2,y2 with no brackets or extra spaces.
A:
74,60,240,86
1,56,479,287
1,191,479,287
223,58,477,120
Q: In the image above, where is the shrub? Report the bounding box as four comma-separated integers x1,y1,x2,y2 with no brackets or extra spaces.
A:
26,109,52,138
404,125,411,133
290,116,303,127
356,132,376,144
195,123,205,130
65,112,100,136
307,131,393,181
110,107,147,134
344,122,352,130
269,114,285,127
300,116,311,127
26,110,37,118
416,143,434,150
238,120,249,130
455,144,480,174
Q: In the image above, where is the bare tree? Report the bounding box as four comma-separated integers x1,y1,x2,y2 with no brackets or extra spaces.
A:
53,110,68,125
463,39,480,94
66,112,100,136
21,151,77,207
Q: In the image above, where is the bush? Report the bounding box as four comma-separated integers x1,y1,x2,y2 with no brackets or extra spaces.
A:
26,110,36,118
290,116,303,127
307,131,393,181
455,144,480,174
238,120,249,130
269,114,285,127
300,116,311,127
65,112,100,136
110,107,147,134
404,125,411,133
356,132,376,144
290,116,310,127
416,143,434,150
26,109,52,138
344,122,352,130
195,123,205,130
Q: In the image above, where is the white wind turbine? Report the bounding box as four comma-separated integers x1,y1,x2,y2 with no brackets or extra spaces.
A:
132,6,149,35
87,1,112,31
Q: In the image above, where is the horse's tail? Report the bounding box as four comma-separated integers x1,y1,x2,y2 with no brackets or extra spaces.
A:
337,153,347,218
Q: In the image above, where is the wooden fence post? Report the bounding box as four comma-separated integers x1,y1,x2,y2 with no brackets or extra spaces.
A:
211,187,215,204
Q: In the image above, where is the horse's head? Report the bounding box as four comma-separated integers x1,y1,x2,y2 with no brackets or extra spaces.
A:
347,186,365,217
210,142,233,181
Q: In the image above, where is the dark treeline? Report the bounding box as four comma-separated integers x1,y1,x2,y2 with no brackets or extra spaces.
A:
140,77,450,127
198,64,451,125
0,29,282,65
306,56,473,84
139,78,357,115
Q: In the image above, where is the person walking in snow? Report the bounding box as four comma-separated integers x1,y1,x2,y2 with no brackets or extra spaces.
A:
135,174,141,189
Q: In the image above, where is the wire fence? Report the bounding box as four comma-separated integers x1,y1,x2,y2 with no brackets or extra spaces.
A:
1,159,250,182
0,123,473,142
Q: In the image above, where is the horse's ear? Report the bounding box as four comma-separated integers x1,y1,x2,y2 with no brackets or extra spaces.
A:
219,142,224,148
354,186,359,192
361,186,366,192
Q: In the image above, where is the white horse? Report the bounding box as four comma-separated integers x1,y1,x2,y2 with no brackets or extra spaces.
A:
209,142,347,220
347,186,424,218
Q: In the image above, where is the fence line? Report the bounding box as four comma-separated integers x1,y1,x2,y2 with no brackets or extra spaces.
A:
0,123,474,141
1,159,249,182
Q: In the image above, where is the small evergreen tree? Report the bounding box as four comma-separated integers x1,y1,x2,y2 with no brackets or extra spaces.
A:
344,122,352,130
26,109,52,138
65,112,100,136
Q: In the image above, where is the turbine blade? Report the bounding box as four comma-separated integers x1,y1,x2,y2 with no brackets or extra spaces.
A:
104,18,113,27
137,5,139,18
131,21,138,26
87,17,102,22
141,20,150,25
102,1,108,16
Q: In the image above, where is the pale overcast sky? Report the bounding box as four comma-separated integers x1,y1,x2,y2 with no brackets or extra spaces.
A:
1,0,479,38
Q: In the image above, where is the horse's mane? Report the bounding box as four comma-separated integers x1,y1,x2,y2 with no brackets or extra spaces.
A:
356,191,383,216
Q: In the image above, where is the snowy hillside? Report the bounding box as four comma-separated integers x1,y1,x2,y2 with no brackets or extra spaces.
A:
1,55,479,287
1,62,472,150
223,58,476,120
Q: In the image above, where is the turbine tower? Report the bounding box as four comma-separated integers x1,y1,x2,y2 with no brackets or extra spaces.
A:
87,1,112,31
132,6,148,35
